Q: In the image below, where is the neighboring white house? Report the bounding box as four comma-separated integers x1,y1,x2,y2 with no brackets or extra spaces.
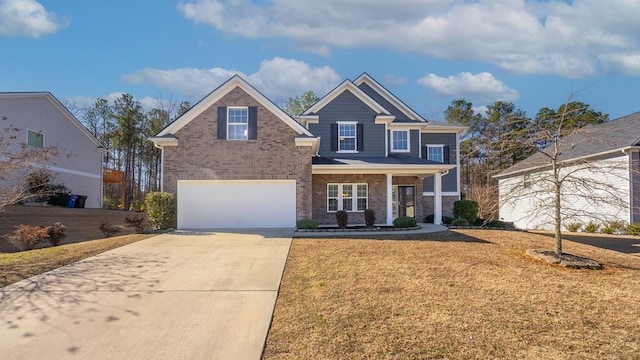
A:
495,112,640,230
0,92,106,208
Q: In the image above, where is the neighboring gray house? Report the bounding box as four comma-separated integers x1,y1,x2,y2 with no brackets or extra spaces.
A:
151,74,465,229
0,92,106,208
495,112,640,230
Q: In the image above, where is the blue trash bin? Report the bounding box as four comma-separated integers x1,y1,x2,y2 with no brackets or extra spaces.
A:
67,195,78,208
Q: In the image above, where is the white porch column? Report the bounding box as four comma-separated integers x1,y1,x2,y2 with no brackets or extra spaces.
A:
434,172,443,225
386,173,393,225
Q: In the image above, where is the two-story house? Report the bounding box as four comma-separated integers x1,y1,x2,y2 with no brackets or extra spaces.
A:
150,74,464,229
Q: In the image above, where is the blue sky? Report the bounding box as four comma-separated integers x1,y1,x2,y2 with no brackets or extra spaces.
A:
1,0,640,120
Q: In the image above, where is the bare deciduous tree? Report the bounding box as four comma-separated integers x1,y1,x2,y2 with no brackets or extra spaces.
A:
0,116,59,211
497,99,633,257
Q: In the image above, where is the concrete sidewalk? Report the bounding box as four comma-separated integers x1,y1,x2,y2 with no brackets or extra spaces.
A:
0,229,293,360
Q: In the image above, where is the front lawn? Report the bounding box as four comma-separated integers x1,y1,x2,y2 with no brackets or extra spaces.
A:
0,234,154,287
264,230,640,359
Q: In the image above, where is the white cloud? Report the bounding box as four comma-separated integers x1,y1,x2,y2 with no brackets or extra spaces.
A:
0,0,66,37
417,72,519,103
122,57,341,100
65,93,169,113
599,53,640,76
177,0,640,78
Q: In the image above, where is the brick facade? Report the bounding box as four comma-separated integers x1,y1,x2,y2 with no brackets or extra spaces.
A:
422,195,458,220
162,87,314,220
311,174,424,225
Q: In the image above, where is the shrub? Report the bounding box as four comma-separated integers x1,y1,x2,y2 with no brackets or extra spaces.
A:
128,199,145,212
335,210,348,228
364,209,376,227
5,225,48,251
393,216,417,228
583,221,600,233
103,197,121,210
46,222,66,246
424,214,434,223
125,215,147,234
453,200,479,224
451,218,470,226
607,220,628,235
47,183,71,207
145,192,176,230
566,222,582,232
485,220,510,228
99,222,122,238
442,216,453,225
296,219,319,229
626,222,640,236
601,226,613,235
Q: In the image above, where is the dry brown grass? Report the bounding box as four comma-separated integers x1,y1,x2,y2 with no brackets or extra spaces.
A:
0,234,154,287
264,230,640,359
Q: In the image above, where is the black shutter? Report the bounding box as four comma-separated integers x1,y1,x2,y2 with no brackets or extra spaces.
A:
248,106,257,140
443,146,450,164
423,146,427,159
331,123,338,151
356,123,364,151
217,106,227,140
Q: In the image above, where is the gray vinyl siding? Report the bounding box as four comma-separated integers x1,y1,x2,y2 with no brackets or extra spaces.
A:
358,83,412,121
309,90,386,157
422,132,458,193
423,169,458,193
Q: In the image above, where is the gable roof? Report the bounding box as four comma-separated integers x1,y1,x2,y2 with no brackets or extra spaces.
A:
156,75,314,138
301,79,392,116
496,111,640,178
353,73,426,122
0,92,105,150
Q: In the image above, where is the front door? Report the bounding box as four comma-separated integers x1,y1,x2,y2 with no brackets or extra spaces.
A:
394,186,415,218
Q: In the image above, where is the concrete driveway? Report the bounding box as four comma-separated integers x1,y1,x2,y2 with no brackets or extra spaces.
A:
0,229,293,360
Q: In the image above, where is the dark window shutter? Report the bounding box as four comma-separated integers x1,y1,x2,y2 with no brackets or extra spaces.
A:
356,124,364,151
443,146,450,164
331,123,338,151
248,106,257,140
217,106,227,139
423,146,427,159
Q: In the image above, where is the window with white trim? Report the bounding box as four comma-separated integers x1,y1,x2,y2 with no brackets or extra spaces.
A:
327,183,368,212
227,107,248,140
523,174,532,189
338,122,357,152
391,130,409,152
426,145,444,163
27,130,44,148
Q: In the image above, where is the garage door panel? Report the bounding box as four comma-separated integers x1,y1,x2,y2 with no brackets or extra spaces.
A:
177,180,296,229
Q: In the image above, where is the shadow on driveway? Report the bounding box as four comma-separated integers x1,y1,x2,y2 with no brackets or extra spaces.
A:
536,232,640,255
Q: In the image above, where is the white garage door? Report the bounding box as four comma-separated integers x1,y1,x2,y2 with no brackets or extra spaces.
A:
177,180,296,229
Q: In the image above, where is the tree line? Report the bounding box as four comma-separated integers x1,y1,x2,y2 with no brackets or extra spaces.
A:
78,95,190,209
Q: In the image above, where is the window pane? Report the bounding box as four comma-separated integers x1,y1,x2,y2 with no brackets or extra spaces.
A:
342,185,352,197
228,108,248,124
357,184,367,197
427,146,443,162
357,198,367,211
342,198,353,211
327,184,338,197
392,131,408,150
228,124,248,140
339,138,355,151
28,130,43,148
338,124,355,136
328,198,338,212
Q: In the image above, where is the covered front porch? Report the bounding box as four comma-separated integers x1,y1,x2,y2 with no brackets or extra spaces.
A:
312,156,455,225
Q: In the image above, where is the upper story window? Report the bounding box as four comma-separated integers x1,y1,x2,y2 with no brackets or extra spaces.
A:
27,130,44,148
338,122,357,152
391,130,409,152
227,107,248,140
426,145,444,163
